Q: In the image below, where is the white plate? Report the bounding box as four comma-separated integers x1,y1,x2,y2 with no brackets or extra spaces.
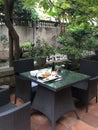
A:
43,75,61,82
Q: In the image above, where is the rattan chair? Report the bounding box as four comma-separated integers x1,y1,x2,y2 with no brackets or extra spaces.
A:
0,87,16,111
0,87,30,130
15,75,37,103
13,58,38,103
72,59,98,112
13,58,35,75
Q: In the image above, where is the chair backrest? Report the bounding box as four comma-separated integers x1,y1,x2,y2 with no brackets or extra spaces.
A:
15,75,32,103
13,58,34,75
79,59,98,77
0,101,30,130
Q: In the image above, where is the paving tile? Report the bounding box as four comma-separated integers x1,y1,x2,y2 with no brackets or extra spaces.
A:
31,114,49,125
74,98,97,117
81,113,98,128
10,94,98,130
56,122,72,130
88,102,97,112
90,106,98,117
10,94,15,103
31,122,51,130
58,116,78,128
72,120,95,130
65,111,79,118
31,112,51,130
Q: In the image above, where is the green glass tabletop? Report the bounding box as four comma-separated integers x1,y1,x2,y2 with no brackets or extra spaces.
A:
20,68,90,91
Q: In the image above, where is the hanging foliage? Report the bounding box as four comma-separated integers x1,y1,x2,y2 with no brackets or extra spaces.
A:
0,0,39,26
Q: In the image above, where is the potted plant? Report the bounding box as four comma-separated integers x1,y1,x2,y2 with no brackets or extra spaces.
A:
20,42,33,58
30,38,54,66
85,35,98,59
92,35,98,57
92,26,98,55
56,24,94,70
56,24,85,60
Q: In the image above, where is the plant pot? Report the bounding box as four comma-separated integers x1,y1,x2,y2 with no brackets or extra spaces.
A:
67,54,75,61
95,50,98,60
95,50,98,55
37,57,46,66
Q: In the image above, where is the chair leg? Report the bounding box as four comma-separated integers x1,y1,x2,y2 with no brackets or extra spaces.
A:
96,96,97,103
15,96,17,104
74,110,80,119
85,100,89,113
85,97,89,113
85,106,88,113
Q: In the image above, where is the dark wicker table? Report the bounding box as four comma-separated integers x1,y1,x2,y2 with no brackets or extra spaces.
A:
21,68,90,130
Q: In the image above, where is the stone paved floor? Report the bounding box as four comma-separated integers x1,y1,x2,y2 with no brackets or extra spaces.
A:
11,95,98,130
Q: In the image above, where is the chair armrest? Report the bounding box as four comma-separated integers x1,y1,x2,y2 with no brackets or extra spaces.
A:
89,76,98,81
0,88,10,107
0,101,30,116
0,101,31,130
88,76,98,88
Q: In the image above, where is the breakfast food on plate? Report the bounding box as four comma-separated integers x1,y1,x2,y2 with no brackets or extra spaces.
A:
41,73,51,78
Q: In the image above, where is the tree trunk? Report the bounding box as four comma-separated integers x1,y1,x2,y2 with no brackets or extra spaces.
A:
4,0,20,66
9,30,14,66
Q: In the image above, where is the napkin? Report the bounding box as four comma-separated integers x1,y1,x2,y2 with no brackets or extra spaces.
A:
30,70,38,77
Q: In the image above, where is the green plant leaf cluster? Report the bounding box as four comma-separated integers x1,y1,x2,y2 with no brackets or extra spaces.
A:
56,23,96,58
20,39,55,60
30,38,54,59
20,42,32,49
14,1,39,24
0,34,8,43
0,0,39,25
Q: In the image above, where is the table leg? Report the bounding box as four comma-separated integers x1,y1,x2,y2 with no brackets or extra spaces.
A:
51,120,56,130
32,86,79,130
97,84,98,102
